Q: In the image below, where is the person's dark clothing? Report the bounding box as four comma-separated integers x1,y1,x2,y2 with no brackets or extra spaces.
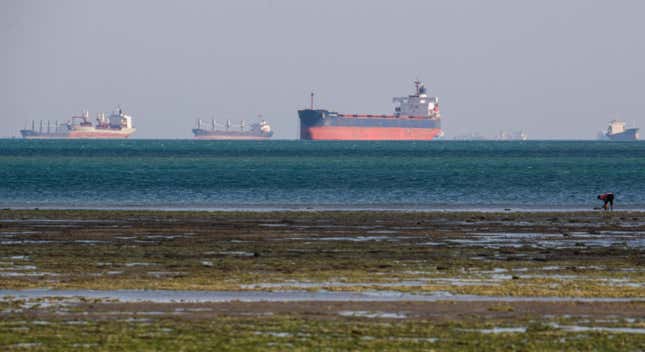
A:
598,193,614,210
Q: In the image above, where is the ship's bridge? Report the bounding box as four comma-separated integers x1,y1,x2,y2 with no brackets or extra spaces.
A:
393,80,440,118
608,120,626,135
109,108,133,129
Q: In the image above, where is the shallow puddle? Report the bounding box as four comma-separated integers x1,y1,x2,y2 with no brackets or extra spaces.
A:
241,280,430,289
0,271,60,277
124,262,155,267
259,223,290,228
548,323,645,334
218,251,255,256
305,236,398,242
475,327,527,334
432,231,645,250
1,289,642,303
338,310,407,319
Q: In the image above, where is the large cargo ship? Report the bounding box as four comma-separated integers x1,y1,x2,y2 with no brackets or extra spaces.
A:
605,120,640,141
20,108,135,139
298,80,442,140
192,119,273,140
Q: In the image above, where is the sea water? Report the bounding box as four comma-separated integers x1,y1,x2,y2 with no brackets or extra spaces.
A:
0,140,644,210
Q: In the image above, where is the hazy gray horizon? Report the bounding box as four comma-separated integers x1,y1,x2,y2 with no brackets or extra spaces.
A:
2,0,644,139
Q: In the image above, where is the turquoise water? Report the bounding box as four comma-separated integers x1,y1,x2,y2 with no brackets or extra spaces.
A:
1,140,644,210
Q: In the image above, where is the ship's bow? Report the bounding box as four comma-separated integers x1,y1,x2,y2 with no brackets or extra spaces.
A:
298,109,327,140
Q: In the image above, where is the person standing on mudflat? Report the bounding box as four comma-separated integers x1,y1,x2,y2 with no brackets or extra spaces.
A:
598,193,614,210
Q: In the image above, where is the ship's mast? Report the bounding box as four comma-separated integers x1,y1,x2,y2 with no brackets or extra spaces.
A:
310,92,315,109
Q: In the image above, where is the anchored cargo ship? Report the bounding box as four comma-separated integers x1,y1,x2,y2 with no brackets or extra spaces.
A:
299,80,442,140
20,108,135,139
192,119,273,140
605,120,639,141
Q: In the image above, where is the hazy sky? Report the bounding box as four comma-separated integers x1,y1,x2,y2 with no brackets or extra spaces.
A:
2,0,644,139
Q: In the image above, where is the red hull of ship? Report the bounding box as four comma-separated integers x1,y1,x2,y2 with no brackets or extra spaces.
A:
306,126,442,141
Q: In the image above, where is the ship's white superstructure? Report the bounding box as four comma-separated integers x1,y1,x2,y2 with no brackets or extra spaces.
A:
392,80,440,119
608,120,626,135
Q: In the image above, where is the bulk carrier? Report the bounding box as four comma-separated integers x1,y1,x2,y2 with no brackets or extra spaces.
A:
192,119,273,140
20,108,135,139
298,80,442,140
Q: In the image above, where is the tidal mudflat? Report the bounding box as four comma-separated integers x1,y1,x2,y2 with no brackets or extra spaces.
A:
0,209,643,351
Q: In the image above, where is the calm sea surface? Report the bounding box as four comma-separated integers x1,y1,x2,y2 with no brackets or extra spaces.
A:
1,140,644,210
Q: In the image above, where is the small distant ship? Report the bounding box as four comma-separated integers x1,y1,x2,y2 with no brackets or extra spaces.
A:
20,108,135,139
453,133,487,141
605,120,639,141
192,118,273,140
496,130,528,141
299,80,443,140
